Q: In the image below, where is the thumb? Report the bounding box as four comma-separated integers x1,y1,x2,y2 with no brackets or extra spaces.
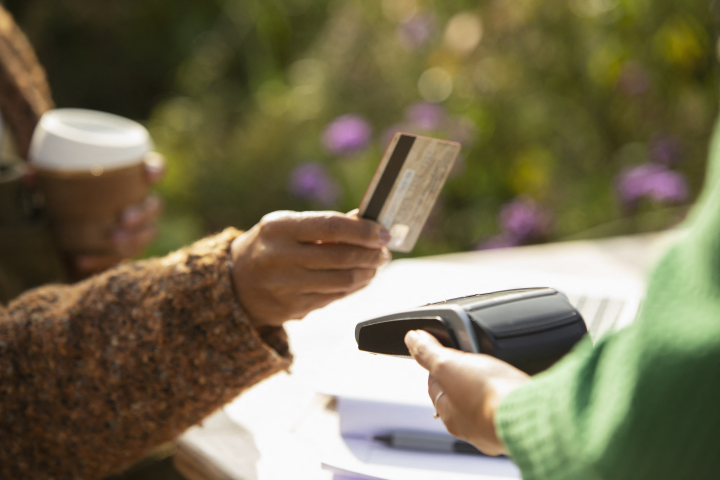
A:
405,330,457,373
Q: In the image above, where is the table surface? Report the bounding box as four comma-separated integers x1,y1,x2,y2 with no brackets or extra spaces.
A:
173,232,678,480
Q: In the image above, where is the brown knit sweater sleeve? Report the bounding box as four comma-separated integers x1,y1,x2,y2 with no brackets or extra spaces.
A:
0,227,292,479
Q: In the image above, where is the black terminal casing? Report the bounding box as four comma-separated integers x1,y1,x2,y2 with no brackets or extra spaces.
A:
355,288,587,375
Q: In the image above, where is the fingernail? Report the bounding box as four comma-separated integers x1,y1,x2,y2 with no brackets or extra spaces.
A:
379,229,391,245
382,248,392,264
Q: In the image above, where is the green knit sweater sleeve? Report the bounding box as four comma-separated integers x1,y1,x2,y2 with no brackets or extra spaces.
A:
495,121,720,479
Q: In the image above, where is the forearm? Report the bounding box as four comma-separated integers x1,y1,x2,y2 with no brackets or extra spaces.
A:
0,228,291,479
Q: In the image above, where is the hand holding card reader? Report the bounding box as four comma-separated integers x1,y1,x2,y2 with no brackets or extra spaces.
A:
355,288,587,375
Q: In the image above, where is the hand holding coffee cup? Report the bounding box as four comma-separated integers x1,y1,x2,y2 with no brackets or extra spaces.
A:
71,155,165,276
29,109,163,276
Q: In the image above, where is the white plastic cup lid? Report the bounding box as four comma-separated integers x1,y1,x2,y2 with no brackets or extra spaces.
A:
29,108,152,172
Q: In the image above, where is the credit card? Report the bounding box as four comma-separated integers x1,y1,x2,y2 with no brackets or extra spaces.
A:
359,133,461,252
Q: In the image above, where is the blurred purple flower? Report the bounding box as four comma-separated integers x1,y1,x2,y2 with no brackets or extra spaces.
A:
649,134,682,165
616,163,660,204
499,197,553,241
616,163,688,206
288,162,341,207
322,114,372,156
405,102,446,131
476,197,553,250
645,169,688,202
397,13,436,50
616,61,651,96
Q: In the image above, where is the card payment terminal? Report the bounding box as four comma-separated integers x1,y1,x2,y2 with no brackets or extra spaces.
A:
355,287,587,375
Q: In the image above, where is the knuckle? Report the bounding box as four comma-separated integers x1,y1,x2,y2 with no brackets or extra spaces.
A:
258,212,290,235
261,210,294,226
341,247,381,268
257,216,274,233
349,268,372,286
413,341,430,360
339,247,363,267
339,270,358,288
346,271,374,293
433,356,452,378
322,215,345,236
361,221,376,241
325,246,348,265
332,269,370,290
353,219,376,243
362,268,377,283
366,248,384,266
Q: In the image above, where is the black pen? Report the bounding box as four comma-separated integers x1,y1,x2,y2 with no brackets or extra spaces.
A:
374,432,498,457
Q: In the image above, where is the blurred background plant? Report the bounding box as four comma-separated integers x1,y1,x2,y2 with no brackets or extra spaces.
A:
6,0,720,257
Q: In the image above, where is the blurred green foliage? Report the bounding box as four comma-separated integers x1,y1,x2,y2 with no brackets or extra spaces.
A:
7,0,720,256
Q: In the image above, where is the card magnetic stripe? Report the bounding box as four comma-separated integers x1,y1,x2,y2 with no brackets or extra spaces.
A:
362,134,416,221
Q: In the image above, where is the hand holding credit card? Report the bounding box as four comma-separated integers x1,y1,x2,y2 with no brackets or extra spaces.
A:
359,133,461,252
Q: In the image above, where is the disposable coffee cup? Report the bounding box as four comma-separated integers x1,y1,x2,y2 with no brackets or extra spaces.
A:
29,109,152,253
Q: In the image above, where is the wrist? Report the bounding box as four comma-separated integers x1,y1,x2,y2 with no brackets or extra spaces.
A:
229,231,270,329
230,234,253,320
485,377,529,455
470,383,508,456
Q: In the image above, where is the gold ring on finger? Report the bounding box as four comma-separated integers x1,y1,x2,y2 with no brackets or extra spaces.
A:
433,391,445,419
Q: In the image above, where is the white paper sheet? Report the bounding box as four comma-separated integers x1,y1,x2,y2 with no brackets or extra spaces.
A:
338,397,448,438
324,397,522,480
